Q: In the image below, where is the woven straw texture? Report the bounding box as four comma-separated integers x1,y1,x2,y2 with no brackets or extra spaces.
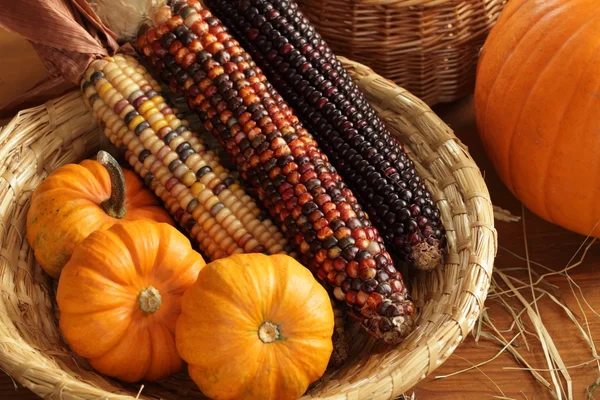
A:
296,0,508,106
0,57,496,399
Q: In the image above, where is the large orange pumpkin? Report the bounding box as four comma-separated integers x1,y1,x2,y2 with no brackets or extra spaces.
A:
27,151,173,277
57,220,206,382
176,253,334,400
475,0,600,237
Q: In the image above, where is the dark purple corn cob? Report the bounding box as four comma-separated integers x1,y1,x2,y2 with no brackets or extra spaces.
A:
136,0,416,343
205,0,446,271
265,0,389,137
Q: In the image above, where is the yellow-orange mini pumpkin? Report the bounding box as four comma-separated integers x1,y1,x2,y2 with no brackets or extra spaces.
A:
57,220,206,382
176,253,334,400
27,150,173,277
475,0,600,237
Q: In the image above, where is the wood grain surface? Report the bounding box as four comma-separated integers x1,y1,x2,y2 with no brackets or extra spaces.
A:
2,28,599,400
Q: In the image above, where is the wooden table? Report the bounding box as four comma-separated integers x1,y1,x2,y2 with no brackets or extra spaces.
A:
2,29,599,400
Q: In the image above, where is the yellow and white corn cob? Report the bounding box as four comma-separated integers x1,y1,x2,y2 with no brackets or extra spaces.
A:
81,53,292,260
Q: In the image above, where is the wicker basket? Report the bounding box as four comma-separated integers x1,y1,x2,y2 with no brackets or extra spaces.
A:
0,57,496,399
296,0,508,106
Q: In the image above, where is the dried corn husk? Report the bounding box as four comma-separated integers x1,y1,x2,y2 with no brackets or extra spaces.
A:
0,0,118,117
89,0,165,42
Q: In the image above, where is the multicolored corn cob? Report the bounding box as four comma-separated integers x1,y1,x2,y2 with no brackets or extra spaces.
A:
205,0,446,271
135,1,415,343
80,53,292,261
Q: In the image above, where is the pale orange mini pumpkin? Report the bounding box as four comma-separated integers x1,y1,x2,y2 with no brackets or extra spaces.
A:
475,0,600,237
57,220,205,382
176,253,334,400
27,151,173,278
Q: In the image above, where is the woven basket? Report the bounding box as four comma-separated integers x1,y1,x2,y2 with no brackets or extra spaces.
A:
296,0,508,106
0,57,496,399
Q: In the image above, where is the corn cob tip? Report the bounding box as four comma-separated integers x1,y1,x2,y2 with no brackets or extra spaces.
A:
382,319,414,345
340,285,415,344
329,328,349,368
412,239,443,271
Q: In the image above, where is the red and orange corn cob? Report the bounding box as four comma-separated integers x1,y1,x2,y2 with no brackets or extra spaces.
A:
135,1,415,343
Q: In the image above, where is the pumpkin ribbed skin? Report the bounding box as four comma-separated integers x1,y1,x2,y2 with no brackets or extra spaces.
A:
475,0,600,237
26,158,173,277
176,253,334,400
57,220,206,383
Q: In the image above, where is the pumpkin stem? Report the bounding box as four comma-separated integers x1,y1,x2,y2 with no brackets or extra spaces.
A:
258,322,280,343
138,286,162,314
97,150,126,219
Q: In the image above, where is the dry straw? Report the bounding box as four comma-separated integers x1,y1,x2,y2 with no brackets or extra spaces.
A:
296,0,508,106
0,57,496,398
435,206,600,400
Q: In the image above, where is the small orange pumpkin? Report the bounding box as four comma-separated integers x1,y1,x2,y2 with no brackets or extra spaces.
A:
475,0,600,237
27,151,173,277
176,253,334,400
57,220,206,382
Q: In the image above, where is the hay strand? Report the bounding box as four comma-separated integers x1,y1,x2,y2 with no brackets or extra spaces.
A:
435,332,521,379
493,206,521,223
588,375,600,399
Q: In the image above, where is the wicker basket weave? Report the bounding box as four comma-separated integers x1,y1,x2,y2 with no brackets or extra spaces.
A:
0,57,496,399
296,0,508,106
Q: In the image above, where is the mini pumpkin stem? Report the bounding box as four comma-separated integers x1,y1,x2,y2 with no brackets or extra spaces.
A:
97,150,126,219
258,322,280,343
138,286,162,314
